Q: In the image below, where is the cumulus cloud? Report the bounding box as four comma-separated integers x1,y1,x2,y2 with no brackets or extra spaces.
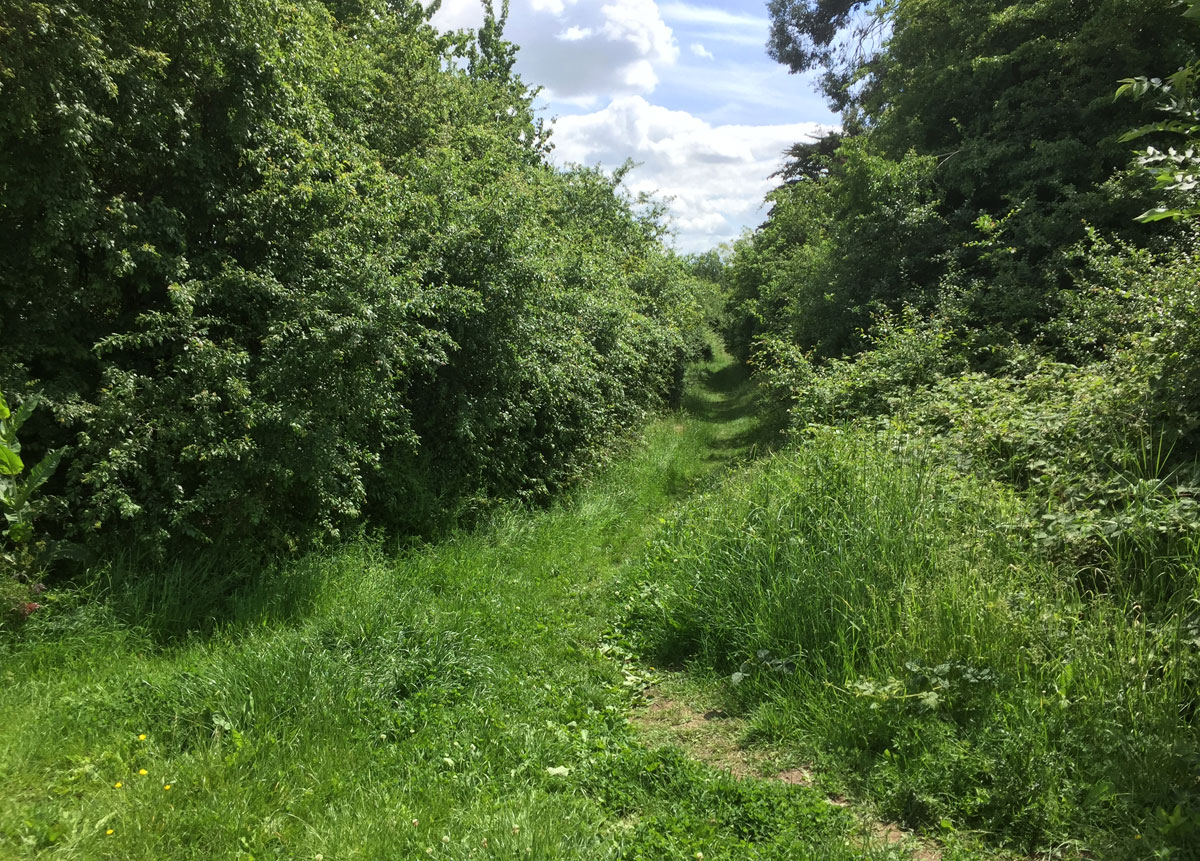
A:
431,0,677,102
426,0,839,250
551,96,834,252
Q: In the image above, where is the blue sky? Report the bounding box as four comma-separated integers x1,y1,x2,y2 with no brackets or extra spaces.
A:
647,2,834,126
429,0,838,252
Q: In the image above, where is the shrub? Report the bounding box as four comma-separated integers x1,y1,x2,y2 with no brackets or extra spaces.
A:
0,0,707,559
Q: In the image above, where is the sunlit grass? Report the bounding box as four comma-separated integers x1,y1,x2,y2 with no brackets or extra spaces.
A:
618,426,1200,858
0,346,897,859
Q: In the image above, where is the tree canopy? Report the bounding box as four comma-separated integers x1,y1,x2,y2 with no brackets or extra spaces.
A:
741,0,1200,359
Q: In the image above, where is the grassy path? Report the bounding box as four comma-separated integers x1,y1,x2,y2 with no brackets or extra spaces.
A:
1,350,903,859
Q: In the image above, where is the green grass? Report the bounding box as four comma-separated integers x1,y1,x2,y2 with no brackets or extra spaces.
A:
0,346,904,859
616,426,1200,858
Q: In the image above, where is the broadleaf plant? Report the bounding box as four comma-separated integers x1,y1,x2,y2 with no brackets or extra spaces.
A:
1,391,62,622
1117,2,1200,220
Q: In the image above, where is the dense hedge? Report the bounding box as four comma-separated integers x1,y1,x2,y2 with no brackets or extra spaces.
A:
0,0,710,559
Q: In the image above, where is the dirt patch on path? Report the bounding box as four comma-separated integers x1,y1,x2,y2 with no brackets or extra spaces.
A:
635,689,768,780
632,685,944,861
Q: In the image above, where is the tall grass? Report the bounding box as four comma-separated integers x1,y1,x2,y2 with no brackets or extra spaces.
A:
0,347,901,859
619,427,1200,857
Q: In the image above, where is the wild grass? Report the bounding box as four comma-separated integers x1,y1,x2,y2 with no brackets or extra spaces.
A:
0,345,902,859
617,427,1200,857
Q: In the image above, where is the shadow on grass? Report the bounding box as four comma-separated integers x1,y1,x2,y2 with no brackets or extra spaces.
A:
57,348,775,647
77,543,329,646
683,358,779,461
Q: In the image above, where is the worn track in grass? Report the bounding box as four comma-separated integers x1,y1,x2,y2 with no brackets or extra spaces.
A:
1,346,926,859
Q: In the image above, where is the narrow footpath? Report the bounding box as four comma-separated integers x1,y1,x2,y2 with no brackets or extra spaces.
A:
2,346,934,859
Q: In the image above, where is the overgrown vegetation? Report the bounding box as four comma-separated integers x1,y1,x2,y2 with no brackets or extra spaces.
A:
0,393,60,627
0,0,712,567
613,1,1200,858
5,0,1200,857
0,350,912,860
618,430,1200,855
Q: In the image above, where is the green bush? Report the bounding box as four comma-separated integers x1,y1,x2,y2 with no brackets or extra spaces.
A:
1,392,61,625
751,305,965,434
724,139,948,361
0,0,707,559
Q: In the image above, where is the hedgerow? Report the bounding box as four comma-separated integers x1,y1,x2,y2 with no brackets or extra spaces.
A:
0,0,712,560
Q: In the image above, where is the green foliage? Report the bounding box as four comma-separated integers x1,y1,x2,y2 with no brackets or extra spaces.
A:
620,429,1200,856
766,0,884,109
0,392,61,626
750,232,1200,610
747,0,1200,357
726,139,947,360
0,0,706,559
0,375,875,859
1117,2,1200,221
752,306,964,434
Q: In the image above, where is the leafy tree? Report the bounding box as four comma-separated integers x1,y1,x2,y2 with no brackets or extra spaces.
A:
774,130,846,185
728,138,945,359
766,0,884,109
0,0,706,559
752,0,1200,348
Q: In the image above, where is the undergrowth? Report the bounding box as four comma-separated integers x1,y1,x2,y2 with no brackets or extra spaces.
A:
617,428,1200,858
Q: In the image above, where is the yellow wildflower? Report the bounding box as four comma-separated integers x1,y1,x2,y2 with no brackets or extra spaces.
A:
113,782,123,789
163,784,172,791
139,769,148,776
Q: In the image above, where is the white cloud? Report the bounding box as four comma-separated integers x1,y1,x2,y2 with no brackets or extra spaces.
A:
551,96,835,252
659,2,766,28
425,1,840,250
426,0,483,29
600,0,677,62
559,25,591,41
431,0,677,100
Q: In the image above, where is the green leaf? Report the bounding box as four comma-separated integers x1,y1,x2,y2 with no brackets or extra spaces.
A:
5,520,33,544
1135,206,1182,222
8,394,38,434
1120,121,1200,142
11,449,63,510
0,393,8,421
917,690,941,710
0,445,24,477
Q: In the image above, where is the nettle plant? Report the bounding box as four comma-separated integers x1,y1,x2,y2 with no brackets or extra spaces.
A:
1,392,61,623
